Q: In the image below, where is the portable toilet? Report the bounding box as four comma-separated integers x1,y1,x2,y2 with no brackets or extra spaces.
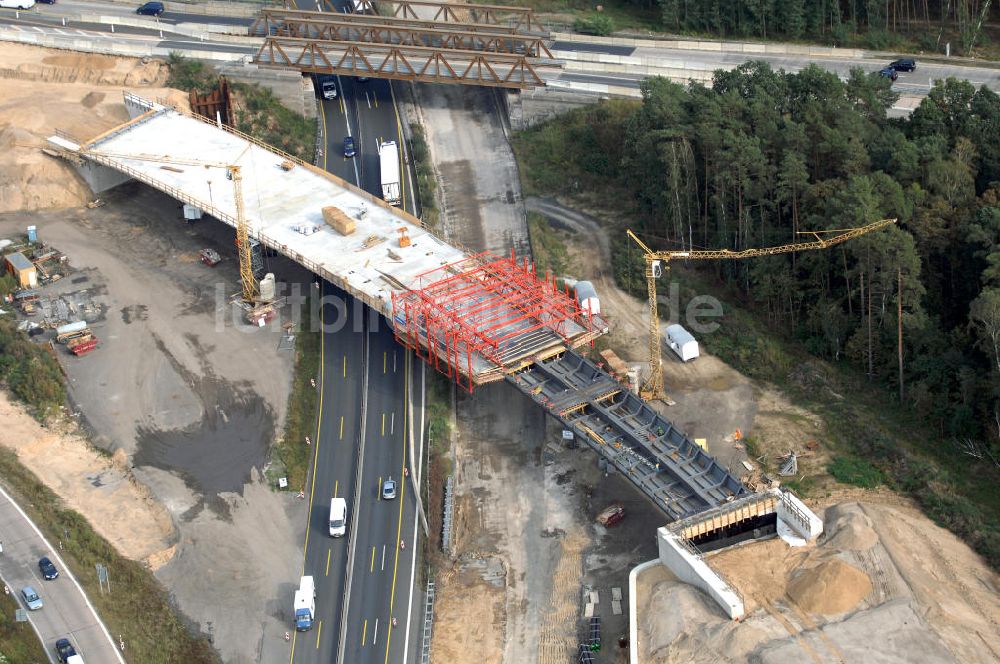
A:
26,225,37,243
575,281,600,316
664,324,699,362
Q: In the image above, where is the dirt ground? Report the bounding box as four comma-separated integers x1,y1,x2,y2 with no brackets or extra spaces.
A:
637,498,1000,663
0,43,308,663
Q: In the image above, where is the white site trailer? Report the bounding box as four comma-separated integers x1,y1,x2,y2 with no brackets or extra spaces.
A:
664,324,699,362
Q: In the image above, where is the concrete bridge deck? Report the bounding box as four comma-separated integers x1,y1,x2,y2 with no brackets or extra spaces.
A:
48,94,602,385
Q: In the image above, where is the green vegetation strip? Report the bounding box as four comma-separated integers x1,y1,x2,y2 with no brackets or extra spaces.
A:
273,295,321,494
0,318,65,420
0,446,219,663
0,583,47,663
408,123,440,229
511,66,1000,568
526,210,570,277
167,54,314,162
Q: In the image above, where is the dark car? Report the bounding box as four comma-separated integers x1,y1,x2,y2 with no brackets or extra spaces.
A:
879,67,898,82
38,556,59,580
343,136,356,158
55,638,77,663
136,1,164,16
36,0,57,4
889,58,917,72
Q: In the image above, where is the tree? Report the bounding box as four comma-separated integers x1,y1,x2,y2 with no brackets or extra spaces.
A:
971,287,1000,372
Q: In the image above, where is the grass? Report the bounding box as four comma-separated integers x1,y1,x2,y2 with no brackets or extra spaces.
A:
828,455,885,489
0,446,219,663
526,211,570,277
408,123,440,229
494,0,662,32
0,583,47,663
272,294,321,493
426,371,452,477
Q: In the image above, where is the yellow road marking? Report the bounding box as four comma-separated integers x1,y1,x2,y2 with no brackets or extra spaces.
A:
325,548,331,576
290,285,327,664
334,479,339,498
383,350,387,374
370,545,376,573
343,355,346,378
383,350,410,664
362,619,368,647
315,620,322,649
378,476,382,501
340,93,346,114
339,415,344,439
381,412,385,437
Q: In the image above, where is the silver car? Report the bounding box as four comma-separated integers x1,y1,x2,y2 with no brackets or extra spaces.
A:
382,478,397,500
21,586,43,610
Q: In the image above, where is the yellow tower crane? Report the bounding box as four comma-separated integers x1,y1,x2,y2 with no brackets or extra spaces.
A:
626,218,897,401
78,148,259,305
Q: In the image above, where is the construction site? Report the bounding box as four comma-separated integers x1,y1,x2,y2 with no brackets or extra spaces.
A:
0,17,999,664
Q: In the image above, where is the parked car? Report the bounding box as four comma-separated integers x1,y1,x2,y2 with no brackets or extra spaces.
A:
0,0,36,7
879,67,899,81
382,477,397,500
55,638,77,663
889,58,917,72
38,556,59,580
136,1,164,16
343,136,357,158
36,0,56,4
21,586,43,610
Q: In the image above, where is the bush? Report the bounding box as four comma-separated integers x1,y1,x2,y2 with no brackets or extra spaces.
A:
166,52,215,94
574,13,615,36
0,318,65,418
409,123,439,228
828,455,885,488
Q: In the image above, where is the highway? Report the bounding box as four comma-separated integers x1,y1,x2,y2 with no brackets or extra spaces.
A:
291,1,424,661
0,483,124,664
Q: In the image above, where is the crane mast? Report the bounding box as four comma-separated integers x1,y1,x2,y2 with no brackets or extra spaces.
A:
627,218,897,401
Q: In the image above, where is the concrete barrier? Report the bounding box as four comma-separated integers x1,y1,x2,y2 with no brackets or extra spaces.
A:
551,31,866,59
656,526,744,619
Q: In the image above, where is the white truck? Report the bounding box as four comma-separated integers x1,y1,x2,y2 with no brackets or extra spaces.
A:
379,141,402,206
293,575,316,631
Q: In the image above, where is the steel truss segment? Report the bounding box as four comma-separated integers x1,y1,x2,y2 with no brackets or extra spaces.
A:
258,8,546,38
253,38,548,89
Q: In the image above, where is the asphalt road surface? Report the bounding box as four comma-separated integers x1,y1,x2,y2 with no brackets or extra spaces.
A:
0,484,124,664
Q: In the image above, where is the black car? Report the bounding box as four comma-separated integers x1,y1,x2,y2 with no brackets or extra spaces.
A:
38,556,58,580
889,58,917,72
36,0,57,4
879,67,898,82
343,136,357,158
136,1,164,16
55,638,77,663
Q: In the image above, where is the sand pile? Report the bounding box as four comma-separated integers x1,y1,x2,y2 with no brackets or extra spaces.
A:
0,41,189,212
787,559,872,615
823,503,878,551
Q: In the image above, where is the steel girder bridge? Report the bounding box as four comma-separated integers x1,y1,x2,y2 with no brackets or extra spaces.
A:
250,2,559,88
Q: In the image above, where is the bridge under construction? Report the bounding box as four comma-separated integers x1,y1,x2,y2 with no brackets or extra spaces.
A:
48,93,747,522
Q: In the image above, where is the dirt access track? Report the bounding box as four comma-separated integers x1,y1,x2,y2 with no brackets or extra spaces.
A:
0,43,310,663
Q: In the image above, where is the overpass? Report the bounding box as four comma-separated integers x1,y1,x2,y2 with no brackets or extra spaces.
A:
47,93,746,521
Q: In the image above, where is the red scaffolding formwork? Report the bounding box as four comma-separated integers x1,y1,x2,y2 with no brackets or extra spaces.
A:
392,250,602,391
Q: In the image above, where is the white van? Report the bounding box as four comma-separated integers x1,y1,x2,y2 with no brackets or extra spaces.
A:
329,497,347,537
0,0,36,8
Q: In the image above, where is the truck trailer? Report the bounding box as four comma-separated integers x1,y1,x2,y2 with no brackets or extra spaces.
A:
293,575,316,631
378,141,401,206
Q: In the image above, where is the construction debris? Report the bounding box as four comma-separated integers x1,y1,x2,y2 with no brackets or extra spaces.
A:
200,248,222,267
779,451,798,476
599,349,629,379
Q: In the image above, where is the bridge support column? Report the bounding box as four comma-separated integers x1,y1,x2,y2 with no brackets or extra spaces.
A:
75,160,132,194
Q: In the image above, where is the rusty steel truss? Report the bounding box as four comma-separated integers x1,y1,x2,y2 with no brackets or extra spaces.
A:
320,0,545,32
253,36,552,88
251,10,553,58
392,251,605,392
